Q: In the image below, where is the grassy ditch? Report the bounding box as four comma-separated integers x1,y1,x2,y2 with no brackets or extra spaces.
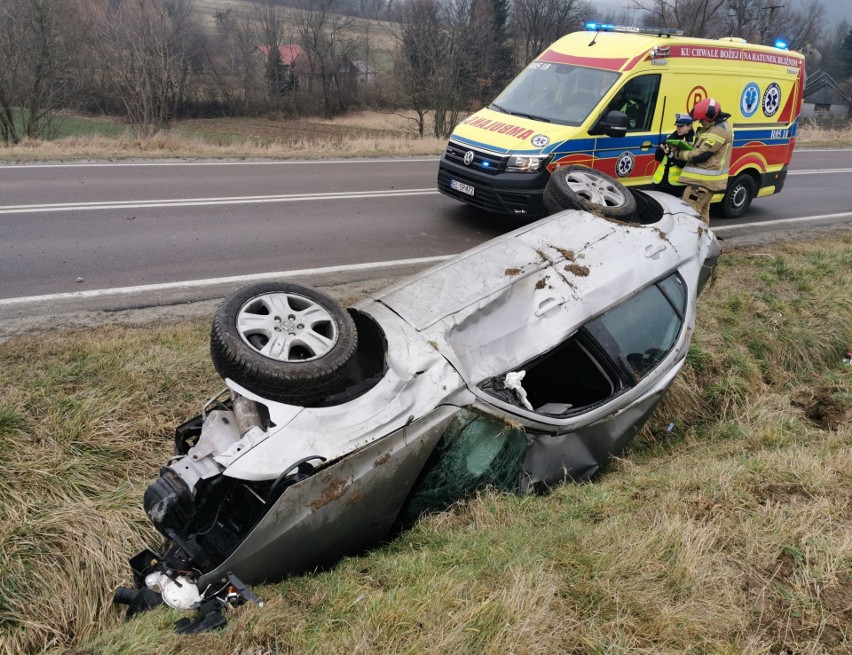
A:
0,113,848,162
1,232,850,655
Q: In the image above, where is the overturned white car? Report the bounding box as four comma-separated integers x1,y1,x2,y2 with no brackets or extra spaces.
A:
117,174,719,628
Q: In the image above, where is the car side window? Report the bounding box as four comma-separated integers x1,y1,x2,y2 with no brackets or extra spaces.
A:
480,272,685,416
606,74,661,131
593,273,685,377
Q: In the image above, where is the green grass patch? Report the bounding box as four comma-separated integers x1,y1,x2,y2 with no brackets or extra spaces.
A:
50,114,130,139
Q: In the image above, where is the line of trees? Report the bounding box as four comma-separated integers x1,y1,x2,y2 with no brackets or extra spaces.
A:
0,0,850,146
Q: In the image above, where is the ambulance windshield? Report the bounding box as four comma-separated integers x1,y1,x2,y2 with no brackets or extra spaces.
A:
491,62,619,127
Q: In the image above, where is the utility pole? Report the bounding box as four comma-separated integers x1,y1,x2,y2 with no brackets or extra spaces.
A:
760,3,783,45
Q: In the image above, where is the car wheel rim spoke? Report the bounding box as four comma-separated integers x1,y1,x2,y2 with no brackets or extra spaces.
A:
600,188,625,206
237,292,339,362
236,313,273,333
262,333,294,360
564,172,625,208
266,293,292,316
300,304,334,325
297,331,335,357
565,172,594,192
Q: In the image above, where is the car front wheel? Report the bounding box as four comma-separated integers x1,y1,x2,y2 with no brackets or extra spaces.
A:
210,282,357,405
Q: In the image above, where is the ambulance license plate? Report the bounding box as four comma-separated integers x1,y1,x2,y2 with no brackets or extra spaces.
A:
450,179,475,196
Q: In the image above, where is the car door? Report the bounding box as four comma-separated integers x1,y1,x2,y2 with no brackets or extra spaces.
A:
591,74,662,184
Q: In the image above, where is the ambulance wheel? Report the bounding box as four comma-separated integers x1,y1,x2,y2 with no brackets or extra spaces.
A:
210,282,357,405
543,166,637,218
720,174,756,218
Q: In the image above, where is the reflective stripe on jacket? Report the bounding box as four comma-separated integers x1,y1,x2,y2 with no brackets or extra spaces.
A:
652,156,685,186
679,120,732,192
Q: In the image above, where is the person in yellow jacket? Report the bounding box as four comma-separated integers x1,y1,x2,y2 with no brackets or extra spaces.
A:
671,97,733,225
652,113,695,196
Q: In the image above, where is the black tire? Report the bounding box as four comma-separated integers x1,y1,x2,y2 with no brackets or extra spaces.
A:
720,173,756,218
543,165,637,218
210,282,357,405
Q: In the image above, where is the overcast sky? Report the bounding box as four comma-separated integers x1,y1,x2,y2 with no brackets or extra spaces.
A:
593,0,852,30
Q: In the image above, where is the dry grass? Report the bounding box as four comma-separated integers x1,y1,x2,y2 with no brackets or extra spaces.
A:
0,113,448,162
1,233,851,655
796,121,852,148
0,112,845,163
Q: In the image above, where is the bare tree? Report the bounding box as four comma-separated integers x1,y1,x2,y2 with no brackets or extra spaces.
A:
721,0,821,47
90,0,201,136
201,8,267,114
763,0,824,51
387,0,444,135
430,0,475,138
256,0,294,107
463,0,513,104
510,0,591,69
816,20,851,81
293,0,361,118
0,0,79,144
389,0,510,138
630,0,728,37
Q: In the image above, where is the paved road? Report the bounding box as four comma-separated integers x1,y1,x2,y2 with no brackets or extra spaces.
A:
0,149,850,310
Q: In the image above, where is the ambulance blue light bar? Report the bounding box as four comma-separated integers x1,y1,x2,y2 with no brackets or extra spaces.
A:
584,22,683,37
774,39,789,50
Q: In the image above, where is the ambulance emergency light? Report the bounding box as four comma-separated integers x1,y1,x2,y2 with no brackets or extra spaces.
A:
774,39,789,50
584,22,683,37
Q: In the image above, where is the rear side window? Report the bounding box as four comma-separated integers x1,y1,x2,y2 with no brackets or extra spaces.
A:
480,272,686,417
594,273,685,377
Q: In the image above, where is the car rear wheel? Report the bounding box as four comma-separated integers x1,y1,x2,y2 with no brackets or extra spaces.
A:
210,282,357,405
543,165,637,218
719,173,756,218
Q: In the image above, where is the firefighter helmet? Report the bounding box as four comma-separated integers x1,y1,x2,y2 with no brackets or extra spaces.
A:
690,98,721,121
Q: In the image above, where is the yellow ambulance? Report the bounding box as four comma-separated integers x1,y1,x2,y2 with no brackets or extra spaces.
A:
437,24,805,218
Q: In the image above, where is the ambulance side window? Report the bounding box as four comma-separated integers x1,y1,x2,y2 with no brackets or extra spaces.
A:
607,75,661,131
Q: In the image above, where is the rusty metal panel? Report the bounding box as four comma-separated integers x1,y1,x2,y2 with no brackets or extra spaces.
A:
199,406,457,587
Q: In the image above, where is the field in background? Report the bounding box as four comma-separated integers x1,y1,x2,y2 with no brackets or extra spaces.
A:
1,232,850,655
191,0,399,65
0,112,848,162
0,111,446,161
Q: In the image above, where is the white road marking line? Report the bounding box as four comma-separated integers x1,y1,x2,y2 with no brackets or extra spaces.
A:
0,169,848,215
3,211,851,308
0,158,441,169
0,255,454,307
0,188,439,214
712,211,852,232
787,168,852,175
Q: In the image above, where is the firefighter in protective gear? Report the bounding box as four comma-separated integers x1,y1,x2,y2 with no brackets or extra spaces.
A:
672,97,733,225
652,113,695,196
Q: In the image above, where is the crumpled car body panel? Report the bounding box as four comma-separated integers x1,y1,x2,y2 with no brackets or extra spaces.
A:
136,191,720,589
198,406,458,588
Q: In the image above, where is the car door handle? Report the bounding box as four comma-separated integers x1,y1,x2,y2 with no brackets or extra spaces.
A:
641,141,654,150
536,297,563,318
645,243,667,259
